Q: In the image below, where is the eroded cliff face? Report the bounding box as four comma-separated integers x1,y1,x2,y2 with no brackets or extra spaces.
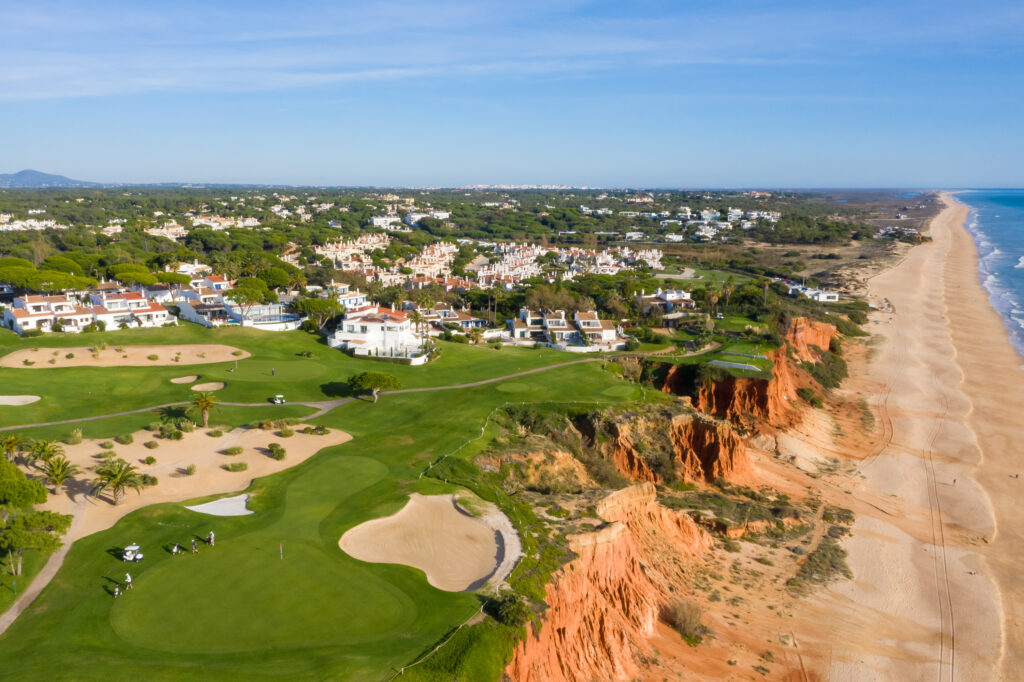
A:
596,410,751,484
784,316,837,363
506,484,712,682
695,347,801,427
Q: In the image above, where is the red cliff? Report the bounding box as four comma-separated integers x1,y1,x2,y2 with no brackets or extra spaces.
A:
596,409,751,484
506,484,712,682
695,347,800,427
784,316,837,363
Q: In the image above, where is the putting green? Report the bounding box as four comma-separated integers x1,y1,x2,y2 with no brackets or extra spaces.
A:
496,382,533,393
111,540,415,653
602,385,640,398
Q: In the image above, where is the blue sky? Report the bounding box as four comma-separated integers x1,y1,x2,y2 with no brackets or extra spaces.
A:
1,0,1022,187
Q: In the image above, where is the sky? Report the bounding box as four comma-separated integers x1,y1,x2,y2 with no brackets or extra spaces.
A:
1,0,1022,187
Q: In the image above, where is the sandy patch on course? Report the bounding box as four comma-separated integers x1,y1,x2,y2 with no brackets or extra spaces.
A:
0,395,41,406
340,493,507,592
0,344,249,368
185,494,253,517
170,375,199,384
191,382,224,391
26,425,350,542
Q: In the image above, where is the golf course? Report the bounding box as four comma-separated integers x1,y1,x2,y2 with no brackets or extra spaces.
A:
0,324,641,679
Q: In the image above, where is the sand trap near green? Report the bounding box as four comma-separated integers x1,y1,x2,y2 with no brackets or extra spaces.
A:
0,395,40,406
340,494,499,592
192,382,225,391
0,344,248,368
170,375,199,384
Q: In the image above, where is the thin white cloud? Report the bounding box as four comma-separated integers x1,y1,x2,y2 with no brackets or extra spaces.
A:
0,0,1021,101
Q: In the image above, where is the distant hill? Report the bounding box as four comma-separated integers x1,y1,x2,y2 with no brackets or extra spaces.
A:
0,169,103,188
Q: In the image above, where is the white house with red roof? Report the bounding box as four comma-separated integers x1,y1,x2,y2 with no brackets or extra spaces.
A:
328,305,428,362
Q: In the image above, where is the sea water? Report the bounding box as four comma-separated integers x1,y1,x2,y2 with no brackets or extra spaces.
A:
957,190,1024,361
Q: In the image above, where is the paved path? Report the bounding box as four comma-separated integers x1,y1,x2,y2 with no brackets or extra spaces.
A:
0,352,674,633
2,351,690,433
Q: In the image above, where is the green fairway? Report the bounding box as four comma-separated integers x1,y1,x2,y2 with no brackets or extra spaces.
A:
0,359,641,680
0,325,581,428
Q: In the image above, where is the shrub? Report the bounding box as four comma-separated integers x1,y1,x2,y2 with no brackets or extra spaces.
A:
65,353,74,359
184,464,196,476
222,446,243,456
143,455,157,465
268,443,286,460
98,441,114,449
65,428,83,445
490,592,531,627
224,462,248,472
208,429,223,437
178,420,194,433
260,419,275,431
170,430,184,441
147,354,158,361
796,387,816,403
98,450,117,460
302,425,329,435
48,358,56,365
143,442,159,451
278,427,294,438
115,346,124,353
22,359,35,366
232,350,244,356
141,474,158,486
146,422,161,432
663,599,706,646
114,434,133,445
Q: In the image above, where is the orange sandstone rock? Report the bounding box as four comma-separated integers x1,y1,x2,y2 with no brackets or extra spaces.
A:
506,484,711,682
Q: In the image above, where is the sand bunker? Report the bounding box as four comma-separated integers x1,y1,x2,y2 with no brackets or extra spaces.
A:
170,375,199,384
0,395,41,406
340,494,502,592
185,494,253,517
191,382,224,391
32,424,351,542
0,344,250,368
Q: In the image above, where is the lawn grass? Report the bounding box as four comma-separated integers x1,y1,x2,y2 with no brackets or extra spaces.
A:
0,359,639,680
0,325,580,427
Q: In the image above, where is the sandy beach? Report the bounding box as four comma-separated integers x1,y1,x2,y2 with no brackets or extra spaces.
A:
796,192,1024,679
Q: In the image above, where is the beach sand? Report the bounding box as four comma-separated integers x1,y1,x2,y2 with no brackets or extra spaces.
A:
794,192,1023,679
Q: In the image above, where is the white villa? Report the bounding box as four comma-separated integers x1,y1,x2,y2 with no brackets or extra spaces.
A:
635,288,695,314
2,292,172,335
506,307,625,351
328,305,428,363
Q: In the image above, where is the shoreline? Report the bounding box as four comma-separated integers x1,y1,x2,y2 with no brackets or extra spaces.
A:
814,191,1023,679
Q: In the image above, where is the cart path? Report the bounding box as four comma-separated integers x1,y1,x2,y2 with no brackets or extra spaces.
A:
0,348,681,633
0,355,662,431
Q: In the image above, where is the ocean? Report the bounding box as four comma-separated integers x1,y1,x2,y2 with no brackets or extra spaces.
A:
957,190,1024,361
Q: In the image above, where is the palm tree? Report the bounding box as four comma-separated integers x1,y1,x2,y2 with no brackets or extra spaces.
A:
26,440,64,469
0,435,27,463
467,327,484,346
91,459,143,505
407,310,427,346
722,276,735,312
191,391,217,428
42,455,81,495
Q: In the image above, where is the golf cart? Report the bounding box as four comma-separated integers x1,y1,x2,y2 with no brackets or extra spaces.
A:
122,543,144,563
272,394,286,404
